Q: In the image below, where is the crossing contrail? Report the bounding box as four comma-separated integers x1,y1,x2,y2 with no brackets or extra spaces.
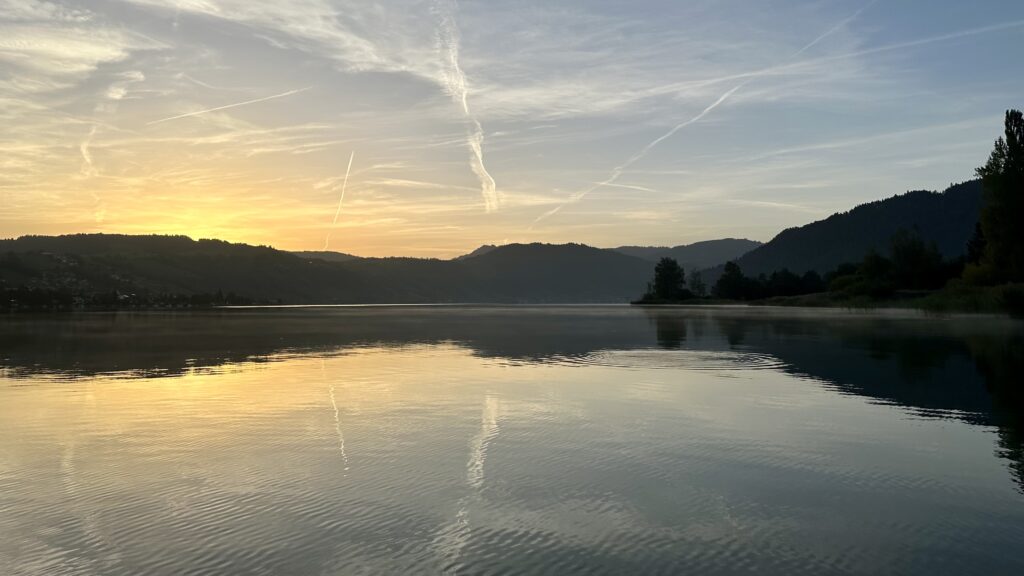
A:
792,0,879,58
532,0,881,226
146,86,311,125
324,151,356,251
436,0,499,212
533,84,742,225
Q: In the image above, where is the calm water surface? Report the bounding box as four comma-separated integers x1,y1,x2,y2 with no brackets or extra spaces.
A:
1,306,1022,575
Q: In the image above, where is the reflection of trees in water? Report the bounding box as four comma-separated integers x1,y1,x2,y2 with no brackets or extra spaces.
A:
3,308,1022,491
647,312,686,349
966,333,1024,491
713,316,748,348
643,309,1024,492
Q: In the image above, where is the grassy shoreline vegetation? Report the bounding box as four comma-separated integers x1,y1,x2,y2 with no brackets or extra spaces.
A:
634,284,1024,318
635,109,1024,318
755,283,1024,315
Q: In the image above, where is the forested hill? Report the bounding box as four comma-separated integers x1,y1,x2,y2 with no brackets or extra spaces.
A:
0,236,654,304
0,234,372,304
613,238,762,269
290,250,358,262
710,180,983,278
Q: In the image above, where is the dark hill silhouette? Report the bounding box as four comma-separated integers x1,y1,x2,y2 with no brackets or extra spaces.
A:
292,250,359,262
455,238,757,272
614,238,762,269
335,243,652,302
0,234,372,303
463,243,652,301
704,180,982,280
0,236,653,304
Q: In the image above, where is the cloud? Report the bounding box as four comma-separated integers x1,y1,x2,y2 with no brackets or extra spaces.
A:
0,22,160,85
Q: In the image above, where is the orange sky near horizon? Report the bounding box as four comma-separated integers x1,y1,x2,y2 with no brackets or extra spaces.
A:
2,0,1020,257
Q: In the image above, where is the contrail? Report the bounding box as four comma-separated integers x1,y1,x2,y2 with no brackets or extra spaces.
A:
532,0,878,226
534,84,742,225
792,0,879,58
146,86,311,125
324,151,355,251
436,0,499,212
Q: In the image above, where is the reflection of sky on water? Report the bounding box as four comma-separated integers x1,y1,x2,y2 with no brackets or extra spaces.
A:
1,307,1022,575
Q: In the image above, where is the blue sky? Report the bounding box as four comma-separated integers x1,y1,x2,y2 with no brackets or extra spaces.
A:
1,0,1021,256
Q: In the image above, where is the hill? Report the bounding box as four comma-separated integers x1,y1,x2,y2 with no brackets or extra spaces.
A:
454,245,498,260
291,250,359,262
314,243,653,302
0,236,655,305
0,234,372,304
614,238,762,269
706,180,983,279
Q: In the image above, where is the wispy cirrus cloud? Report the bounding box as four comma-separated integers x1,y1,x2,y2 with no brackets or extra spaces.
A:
2,0,1023,256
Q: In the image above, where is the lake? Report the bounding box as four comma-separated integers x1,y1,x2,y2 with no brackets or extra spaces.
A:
1,306,1022,575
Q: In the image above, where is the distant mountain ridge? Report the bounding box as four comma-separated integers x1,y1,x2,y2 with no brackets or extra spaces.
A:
453,238,758,271
454,245,498,260
705,180,983,279
613,239,762,270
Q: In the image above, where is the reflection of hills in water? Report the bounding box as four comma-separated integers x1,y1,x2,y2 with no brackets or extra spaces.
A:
2,306,1021,489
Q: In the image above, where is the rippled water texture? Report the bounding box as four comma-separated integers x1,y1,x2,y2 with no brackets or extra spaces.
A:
1,306,1023,575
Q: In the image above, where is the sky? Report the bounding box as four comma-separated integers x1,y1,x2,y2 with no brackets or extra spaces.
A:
1,0,1022,257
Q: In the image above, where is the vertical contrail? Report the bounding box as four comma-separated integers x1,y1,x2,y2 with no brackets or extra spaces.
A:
532,0,876,225
323,151,355,251
436,0,499,212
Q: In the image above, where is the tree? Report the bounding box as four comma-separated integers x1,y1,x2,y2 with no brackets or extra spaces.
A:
766,268,802,297
649,257,687,301
966,222,986,265
688,270,707,297
713,261,747,299
800,270,825,293
890,229,944,289
975,109,1024,282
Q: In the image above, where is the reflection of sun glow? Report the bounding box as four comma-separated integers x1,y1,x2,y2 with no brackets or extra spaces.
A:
0,346,488,452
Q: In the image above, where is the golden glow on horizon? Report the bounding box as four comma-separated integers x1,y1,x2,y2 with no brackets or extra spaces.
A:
2,0,1019,256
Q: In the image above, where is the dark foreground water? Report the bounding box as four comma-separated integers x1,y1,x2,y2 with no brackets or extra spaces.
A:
1,306,1022,575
